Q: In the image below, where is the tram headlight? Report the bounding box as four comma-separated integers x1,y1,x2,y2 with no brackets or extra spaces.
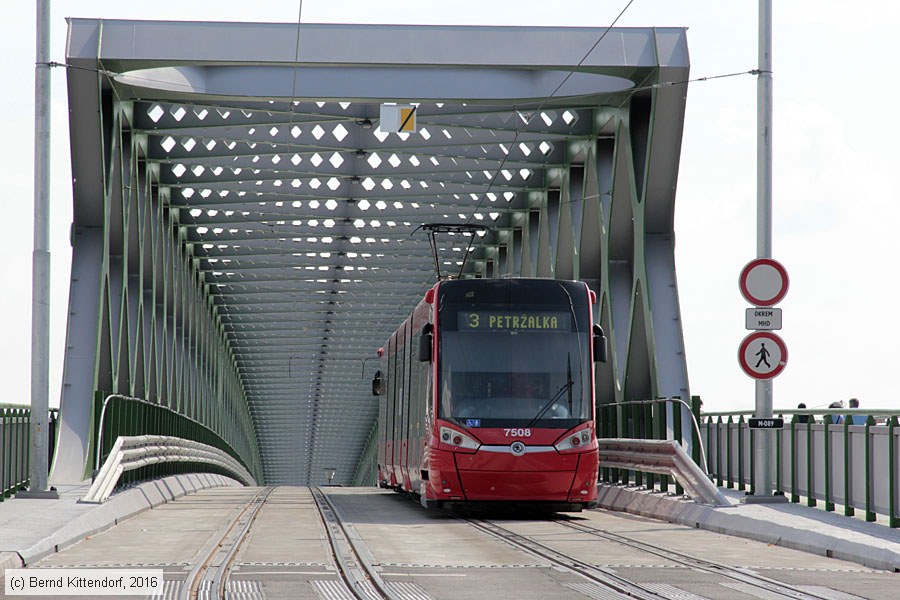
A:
439,426,480,450
555,425,594,452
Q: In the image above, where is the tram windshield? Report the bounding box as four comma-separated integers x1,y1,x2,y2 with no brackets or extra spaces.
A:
437,301,592,429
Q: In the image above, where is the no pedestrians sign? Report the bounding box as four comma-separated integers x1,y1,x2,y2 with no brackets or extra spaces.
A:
738,331,788,379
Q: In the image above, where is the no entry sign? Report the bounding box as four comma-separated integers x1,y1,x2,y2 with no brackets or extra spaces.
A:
738,331,788,379
739,259,789,307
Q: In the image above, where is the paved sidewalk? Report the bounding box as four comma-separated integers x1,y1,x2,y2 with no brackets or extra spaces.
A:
0,473,239,577
596,483,900,571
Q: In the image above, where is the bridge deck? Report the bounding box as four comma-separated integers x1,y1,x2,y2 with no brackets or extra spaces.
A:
1,478,898,599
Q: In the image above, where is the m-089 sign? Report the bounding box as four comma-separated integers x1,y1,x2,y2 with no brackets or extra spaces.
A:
458,311,570,332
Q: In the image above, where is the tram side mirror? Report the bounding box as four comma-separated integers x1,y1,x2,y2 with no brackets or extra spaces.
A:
418,324,433,362
372,370,383,396
592,324,608,363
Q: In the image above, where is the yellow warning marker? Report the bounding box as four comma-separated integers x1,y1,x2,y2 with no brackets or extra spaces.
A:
379,104,417,133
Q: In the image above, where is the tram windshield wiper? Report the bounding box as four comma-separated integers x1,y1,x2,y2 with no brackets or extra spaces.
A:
526,354,573,428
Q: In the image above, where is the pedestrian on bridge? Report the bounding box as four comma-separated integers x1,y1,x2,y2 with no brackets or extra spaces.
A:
828,401,844,424
846,398,866,425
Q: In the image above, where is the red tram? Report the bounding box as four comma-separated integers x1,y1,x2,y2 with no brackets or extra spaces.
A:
373,278,607,511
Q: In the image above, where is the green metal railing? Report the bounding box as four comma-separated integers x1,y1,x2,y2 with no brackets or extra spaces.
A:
597,396,704,495
89,392,262,491
1,405,59,501
703,409,900,527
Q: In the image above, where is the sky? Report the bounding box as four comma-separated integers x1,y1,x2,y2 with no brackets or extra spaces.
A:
1,1,898,415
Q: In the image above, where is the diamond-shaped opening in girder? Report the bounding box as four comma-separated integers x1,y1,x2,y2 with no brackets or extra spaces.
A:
191,165,205,177
310,153,324,167
324,219,336,228
251,156,260,163
373,128,389,143
539,141,553,155
274,180,283,187
172,164,187,178
224,141,237,150
353,219,366,228
339,102,351,110
161,137,177,153
312,125,326,140
248,127,256,135
420,181,429,188
519,169,532,180
327,178,341,190
329,152,344,169
325,199,338,211
407,155,420,167
388,154,402,168
204,139,217,151
182,138,197,152
361,177,376,191
371,220,381,228
489,212,500,221
562,110,577,125
170,106,187,121
375,200,387,210
442,129,452,139
332,123,349,142
501,169,513,181
483,170,493,180
381,179,393,190
271,155,281,165
540,111,557,126
291,126,302,138
292,201,302,208
148,104,165,122
182,188,195,198
357,199,371,211
486,192,497,202
193,108,208,121
519,142,534,157
197,226,208,234
504,192,515,202
419,127,431,140
310,178,322,189
189,208,203,217
309,219,319,227
291,154,302,166
400,180,411,189
216,108,231,119
367,153,382,169
269,126,279,137
430,157,440,166
291,179,302,188
308,200,320,209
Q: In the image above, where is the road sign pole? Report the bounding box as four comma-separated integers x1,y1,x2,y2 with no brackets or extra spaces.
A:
746,0,784,504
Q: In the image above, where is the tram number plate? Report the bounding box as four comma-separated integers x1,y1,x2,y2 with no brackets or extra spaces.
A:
748,418,784,429
504,428,532,437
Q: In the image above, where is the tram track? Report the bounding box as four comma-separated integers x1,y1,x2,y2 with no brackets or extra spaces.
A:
311,486,405,600
552,517,837,600
179,486,275,600
466,515,839,600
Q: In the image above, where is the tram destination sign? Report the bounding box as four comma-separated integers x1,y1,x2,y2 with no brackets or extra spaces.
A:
458,311,570,332
748,417,784,429
745,307,782,330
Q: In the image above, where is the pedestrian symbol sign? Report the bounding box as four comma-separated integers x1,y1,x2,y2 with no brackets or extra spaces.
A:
738,331,788,379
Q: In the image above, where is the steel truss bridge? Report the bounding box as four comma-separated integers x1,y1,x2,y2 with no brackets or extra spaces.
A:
53,19,691,486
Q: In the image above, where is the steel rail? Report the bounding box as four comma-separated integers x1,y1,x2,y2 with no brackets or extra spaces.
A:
553,518,836,600
179,486,274,600
311,487,402,600
464,517,667,600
